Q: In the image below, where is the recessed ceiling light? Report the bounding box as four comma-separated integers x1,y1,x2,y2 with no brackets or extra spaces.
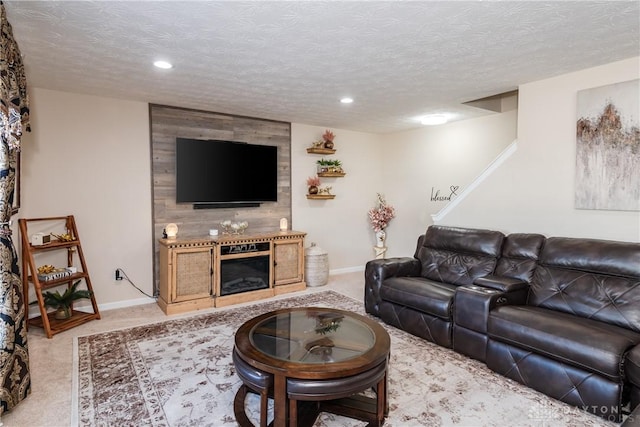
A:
420,114,448,126
340,97,354,104
153,60,173,69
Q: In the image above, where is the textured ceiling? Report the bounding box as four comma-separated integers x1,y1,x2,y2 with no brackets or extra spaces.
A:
4,1,640,134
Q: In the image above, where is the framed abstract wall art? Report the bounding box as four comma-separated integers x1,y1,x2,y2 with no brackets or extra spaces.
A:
575,79,639,211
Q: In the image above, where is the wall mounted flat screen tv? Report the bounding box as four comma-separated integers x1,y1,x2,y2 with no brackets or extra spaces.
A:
176,138,278,207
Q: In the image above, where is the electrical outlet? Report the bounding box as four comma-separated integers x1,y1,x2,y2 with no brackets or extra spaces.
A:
115,269,122,281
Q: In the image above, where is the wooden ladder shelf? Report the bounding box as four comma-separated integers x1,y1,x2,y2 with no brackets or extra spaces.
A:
18,215,100,338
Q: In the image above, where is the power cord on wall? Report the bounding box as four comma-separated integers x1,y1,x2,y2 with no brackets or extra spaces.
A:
115,268,156,300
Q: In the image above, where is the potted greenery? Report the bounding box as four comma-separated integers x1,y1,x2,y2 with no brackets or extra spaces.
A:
330,160,343,173
317,158,331,173
316,159,344,174
42,281,92,320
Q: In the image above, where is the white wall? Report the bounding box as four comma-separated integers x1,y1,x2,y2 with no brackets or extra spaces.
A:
380,109,518,257
18,88,154,312
439,57,640,242
291,124,384,273
18,58,636,311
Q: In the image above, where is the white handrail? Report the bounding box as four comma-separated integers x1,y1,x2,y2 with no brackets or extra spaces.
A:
431,139,519,223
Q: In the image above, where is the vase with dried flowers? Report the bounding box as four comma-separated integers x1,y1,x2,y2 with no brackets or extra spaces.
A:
322,129,335,149
306,176,321,194
368,193,395,247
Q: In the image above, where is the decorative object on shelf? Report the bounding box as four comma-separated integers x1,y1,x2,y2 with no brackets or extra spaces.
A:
310,139,326,149
316,158,344,174
322,129,335,149
37,264,74,282
368,193,396,252
305,243,329,287
51,232,74,242
220,220,248,235
279,218,288,231
318,186,332,195
165,223,178,239
30,232,51,246
41,280,93,320
306,175,320,194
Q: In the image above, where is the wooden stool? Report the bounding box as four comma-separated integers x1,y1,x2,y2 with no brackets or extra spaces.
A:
233,348,273,427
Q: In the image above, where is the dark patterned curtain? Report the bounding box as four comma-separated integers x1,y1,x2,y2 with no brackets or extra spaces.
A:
0,1,30,414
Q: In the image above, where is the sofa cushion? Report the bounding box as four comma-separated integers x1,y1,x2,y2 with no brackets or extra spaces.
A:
529,237,640,332
380,277,457,319
488,305,640,381
494,233,545,282
416,226,504,286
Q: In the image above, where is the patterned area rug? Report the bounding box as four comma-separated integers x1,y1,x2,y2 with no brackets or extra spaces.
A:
74,290,616,426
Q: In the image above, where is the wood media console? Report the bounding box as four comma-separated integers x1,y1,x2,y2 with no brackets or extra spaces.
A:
158,231,306,315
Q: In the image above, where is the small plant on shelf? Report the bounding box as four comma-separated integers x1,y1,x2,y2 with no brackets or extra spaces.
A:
330,160,343,173
322,129,335,149
306,176,321,194
317,158,330,173
41,280,92,320
316,158,344,174
322,129,335,143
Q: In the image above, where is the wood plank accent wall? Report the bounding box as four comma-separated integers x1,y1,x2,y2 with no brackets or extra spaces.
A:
150,104,292,292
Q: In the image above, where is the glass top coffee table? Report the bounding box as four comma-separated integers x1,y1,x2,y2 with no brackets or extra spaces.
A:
234,307,390,427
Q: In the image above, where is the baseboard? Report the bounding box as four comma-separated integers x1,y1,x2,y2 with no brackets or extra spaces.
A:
28,268,363,318
329,265,364,275
97,296,157,312
28,296,157,318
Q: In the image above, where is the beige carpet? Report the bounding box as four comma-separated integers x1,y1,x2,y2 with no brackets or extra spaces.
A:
73,290,615,426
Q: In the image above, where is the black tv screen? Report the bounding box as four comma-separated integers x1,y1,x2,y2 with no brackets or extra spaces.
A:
176,138,278,205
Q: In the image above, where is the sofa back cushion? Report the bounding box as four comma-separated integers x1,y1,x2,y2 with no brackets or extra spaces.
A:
495,233,546,282
529,237,640,332
416,225,504,286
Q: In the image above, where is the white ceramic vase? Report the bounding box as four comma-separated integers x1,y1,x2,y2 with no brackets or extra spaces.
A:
375,230,386,247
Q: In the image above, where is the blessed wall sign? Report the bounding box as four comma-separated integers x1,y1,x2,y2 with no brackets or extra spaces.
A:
430,186,459,202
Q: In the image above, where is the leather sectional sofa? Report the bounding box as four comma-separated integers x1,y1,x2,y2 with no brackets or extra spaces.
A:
364,225,640,423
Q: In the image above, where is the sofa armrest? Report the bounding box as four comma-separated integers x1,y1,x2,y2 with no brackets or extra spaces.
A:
474,275,529,293
454,280,529,334
364,257,421,316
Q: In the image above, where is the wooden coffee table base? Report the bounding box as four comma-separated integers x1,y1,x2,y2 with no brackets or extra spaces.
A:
294,398,382,427
233,385,387,427
234,364,388,427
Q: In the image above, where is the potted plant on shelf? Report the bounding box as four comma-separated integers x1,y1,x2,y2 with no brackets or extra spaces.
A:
317,159,344,174
41,281,92,320
329,159,343,173
322,129,335,149
317,158,331,173
306,176,321,194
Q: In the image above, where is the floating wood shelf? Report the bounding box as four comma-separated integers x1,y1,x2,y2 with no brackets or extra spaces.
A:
306,194,336,200
318,172,346,178
306,147,336,155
